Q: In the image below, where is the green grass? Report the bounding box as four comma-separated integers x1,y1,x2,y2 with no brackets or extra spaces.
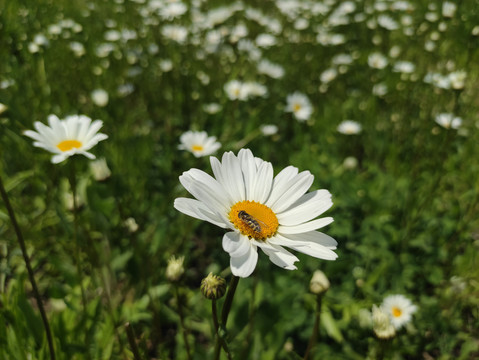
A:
1,0,478,359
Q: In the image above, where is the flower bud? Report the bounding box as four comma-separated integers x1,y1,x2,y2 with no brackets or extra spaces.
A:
166,256,185,282
372,305,396,339
309,270,330,295
200,273,226,300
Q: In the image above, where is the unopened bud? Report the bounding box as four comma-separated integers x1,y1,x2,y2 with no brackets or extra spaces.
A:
372,305,396,339
166,256,185,282
309,270,330,295
201,273,226,300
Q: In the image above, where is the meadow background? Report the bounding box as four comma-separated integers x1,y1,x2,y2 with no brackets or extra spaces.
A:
1,0,479,359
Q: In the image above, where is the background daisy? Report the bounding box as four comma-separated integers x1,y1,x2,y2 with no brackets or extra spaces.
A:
24,114,108,164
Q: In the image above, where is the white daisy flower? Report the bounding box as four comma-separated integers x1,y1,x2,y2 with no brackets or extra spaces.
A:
435,113,462,129
285,92,313,122
381,294,417,330
224,80,249,101
337,120,362,134
178,131,221,158
24,114,108,164
174,149,337,278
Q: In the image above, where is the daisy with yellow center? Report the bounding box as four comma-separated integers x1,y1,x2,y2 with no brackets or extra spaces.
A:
178,130,221,158
174,149,337,278
285,92,313,122
381,294,417,330
24,114,108,164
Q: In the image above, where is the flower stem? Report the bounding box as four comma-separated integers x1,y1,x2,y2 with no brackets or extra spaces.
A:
0,174,56,360
214,275,240,360
67,162,87,311
174,286,192,360
303,294,322,360
125,322,143,360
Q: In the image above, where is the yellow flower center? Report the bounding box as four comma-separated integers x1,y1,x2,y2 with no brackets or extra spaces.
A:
293,103,302,112
57,140,82,152
229,201,279,241
192,144,204,152
392,306,402,318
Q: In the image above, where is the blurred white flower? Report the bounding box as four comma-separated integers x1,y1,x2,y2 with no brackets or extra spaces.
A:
69,41,86,57
90,157,111,181
0,103,7,115
435,113,462,129
393,61,415,74
244,82,268,98
224,80,248,101
162,25,188,43
337,120,362,135
202,103,222,114
257,59,285,79
372,83,388,97
91,89,109,107
285,92,313,122
381,294,417,330
368,52,388,69
24,114,108,164
442,2,457,18
159,2,187,19
377,15,399,30
159,59,173,72
124,217,139,233
255,33,277,47
178,130,221,158
260,124,278,136
448,70,466,90
343,156,358,170
320,68,338,83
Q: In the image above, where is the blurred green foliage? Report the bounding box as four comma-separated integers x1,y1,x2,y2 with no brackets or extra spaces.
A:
1,0,479,359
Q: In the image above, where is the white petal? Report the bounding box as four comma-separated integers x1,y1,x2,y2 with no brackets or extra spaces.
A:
174,197,230,228
230,243,258,278
77,116,93,141
279,231,338,249
252,161,273,203
51,154,68,163
269,170,314,213
278,217,334,234
271,233,337,260
276,190,332,226
220,151,246,202
265,166,298,206
83,119,104,143
222,232,251,257
260,243,298,270
239,149,257,201
83,133,108,150
179,170,231,213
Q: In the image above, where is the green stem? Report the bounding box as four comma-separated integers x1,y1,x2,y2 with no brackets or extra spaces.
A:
125,322,143,360
68,163,87,311
174,286,192,360
214,275,240,360
0,174,56,360
303,294,322,360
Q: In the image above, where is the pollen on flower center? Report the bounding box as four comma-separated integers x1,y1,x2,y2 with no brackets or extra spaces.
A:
192,144,204,152
392,306,402,318
293,103,302,112
57,140,82,152
229,201,279,241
